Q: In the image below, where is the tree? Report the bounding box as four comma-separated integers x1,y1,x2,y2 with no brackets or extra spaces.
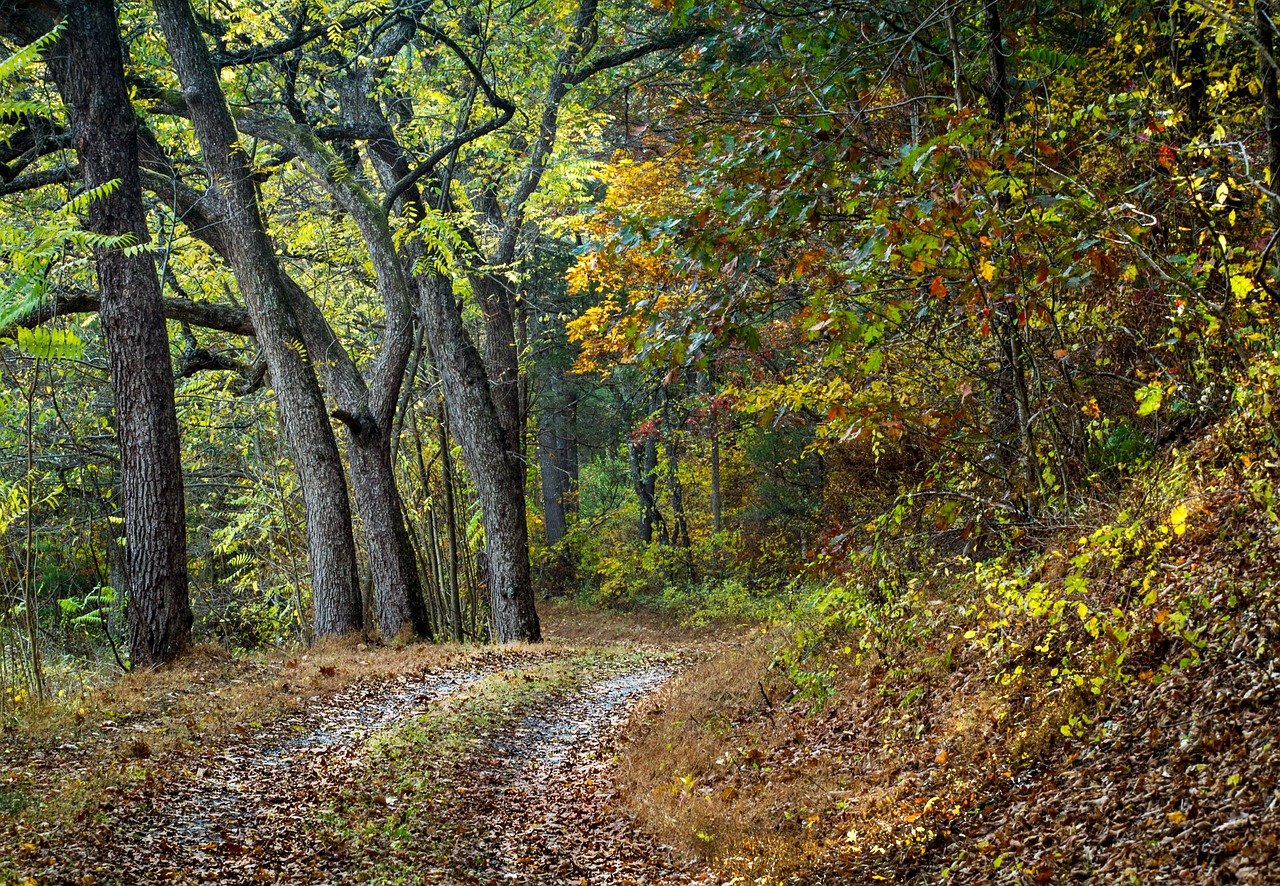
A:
151,0,363,637
209,0,700,642
1,0,193,664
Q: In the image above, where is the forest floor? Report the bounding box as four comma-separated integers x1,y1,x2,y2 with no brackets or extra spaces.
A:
0,603,727,886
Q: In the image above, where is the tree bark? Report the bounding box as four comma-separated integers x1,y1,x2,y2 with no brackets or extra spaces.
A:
984,0,1009,128
663,392,691,549
710,424,723,534
621,385,665,545
416,272,541,642
137,110,426,641
1260,0,1280,224
152,0,362,636
279,273,430,641
45,0,192,665
538,370,577,545
474,271,525,485
334,70,540,642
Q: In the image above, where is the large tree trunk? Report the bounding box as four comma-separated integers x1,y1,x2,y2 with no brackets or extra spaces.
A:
350,423,430,639
475,271,525,483
46,0,191,665
279,274,430,641
145,106,427,642
152,0,362,636
335,78,540,642
416,273,540,642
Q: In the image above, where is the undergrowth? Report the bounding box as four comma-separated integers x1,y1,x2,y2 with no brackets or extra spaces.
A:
615,406,1280,882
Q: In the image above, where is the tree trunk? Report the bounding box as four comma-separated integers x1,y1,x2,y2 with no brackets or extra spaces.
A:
663,393,691,549
46,0,191,665
280,276,430,640
1168,4,1208,135
710,424,723,534
152,0,362,637
1260,0,1280,224
538,370,577,545
984,0,1009,128
416,273,540,642
475,271,525,486
627,386,666,545
334,72,539,643
434,389,464,642
630,433,665,545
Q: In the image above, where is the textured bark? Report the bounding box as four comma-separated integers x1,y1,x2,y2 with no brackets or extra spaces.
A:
626,387,666,545
44,0,191,665
0,291,253,345
152,0,362,636
474,271,524,481
350,423,429,638
281,269,429,641
1260,0,1280,224
233,68,430,641
138,114,425,640
333,71,540,642
630,434,664,546
984,0,1008,128
416,273,540,642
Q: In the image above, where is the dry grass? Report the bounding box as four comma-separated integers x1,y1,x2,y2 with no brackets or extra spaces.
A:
2,602,679,757
612,622,1056,882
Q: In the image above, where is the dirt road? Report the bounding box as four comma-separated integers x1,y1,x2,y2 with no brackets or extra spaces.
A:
5,642,714,885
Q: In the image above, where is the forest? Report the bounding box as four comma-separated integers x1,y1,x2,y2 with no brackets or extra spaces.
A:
1,0,1279,882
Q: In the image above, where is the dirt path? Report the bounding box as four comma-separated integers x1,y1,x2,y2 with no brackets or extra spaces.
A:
10,647,713,886
422,664,715,884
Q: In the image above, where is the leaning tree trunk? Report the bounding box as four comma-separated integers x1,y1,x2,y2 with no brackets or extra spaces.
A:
152,0,362,636
278,273,430,641
46,0,192,665
329,49,540,643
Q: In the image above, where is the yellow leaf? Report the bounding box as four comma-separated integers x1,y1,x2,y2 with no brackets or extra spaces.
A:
1169,503,1188,536
979,259,997,282
1167,810,1187,824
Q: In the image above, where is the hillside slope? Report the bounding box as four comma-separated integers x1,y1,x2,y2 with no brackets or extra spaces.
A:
616,416,1280,883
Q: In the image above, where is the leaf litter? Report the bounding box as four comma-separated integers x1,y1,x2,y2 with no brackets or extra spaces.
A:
3,638,723,885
